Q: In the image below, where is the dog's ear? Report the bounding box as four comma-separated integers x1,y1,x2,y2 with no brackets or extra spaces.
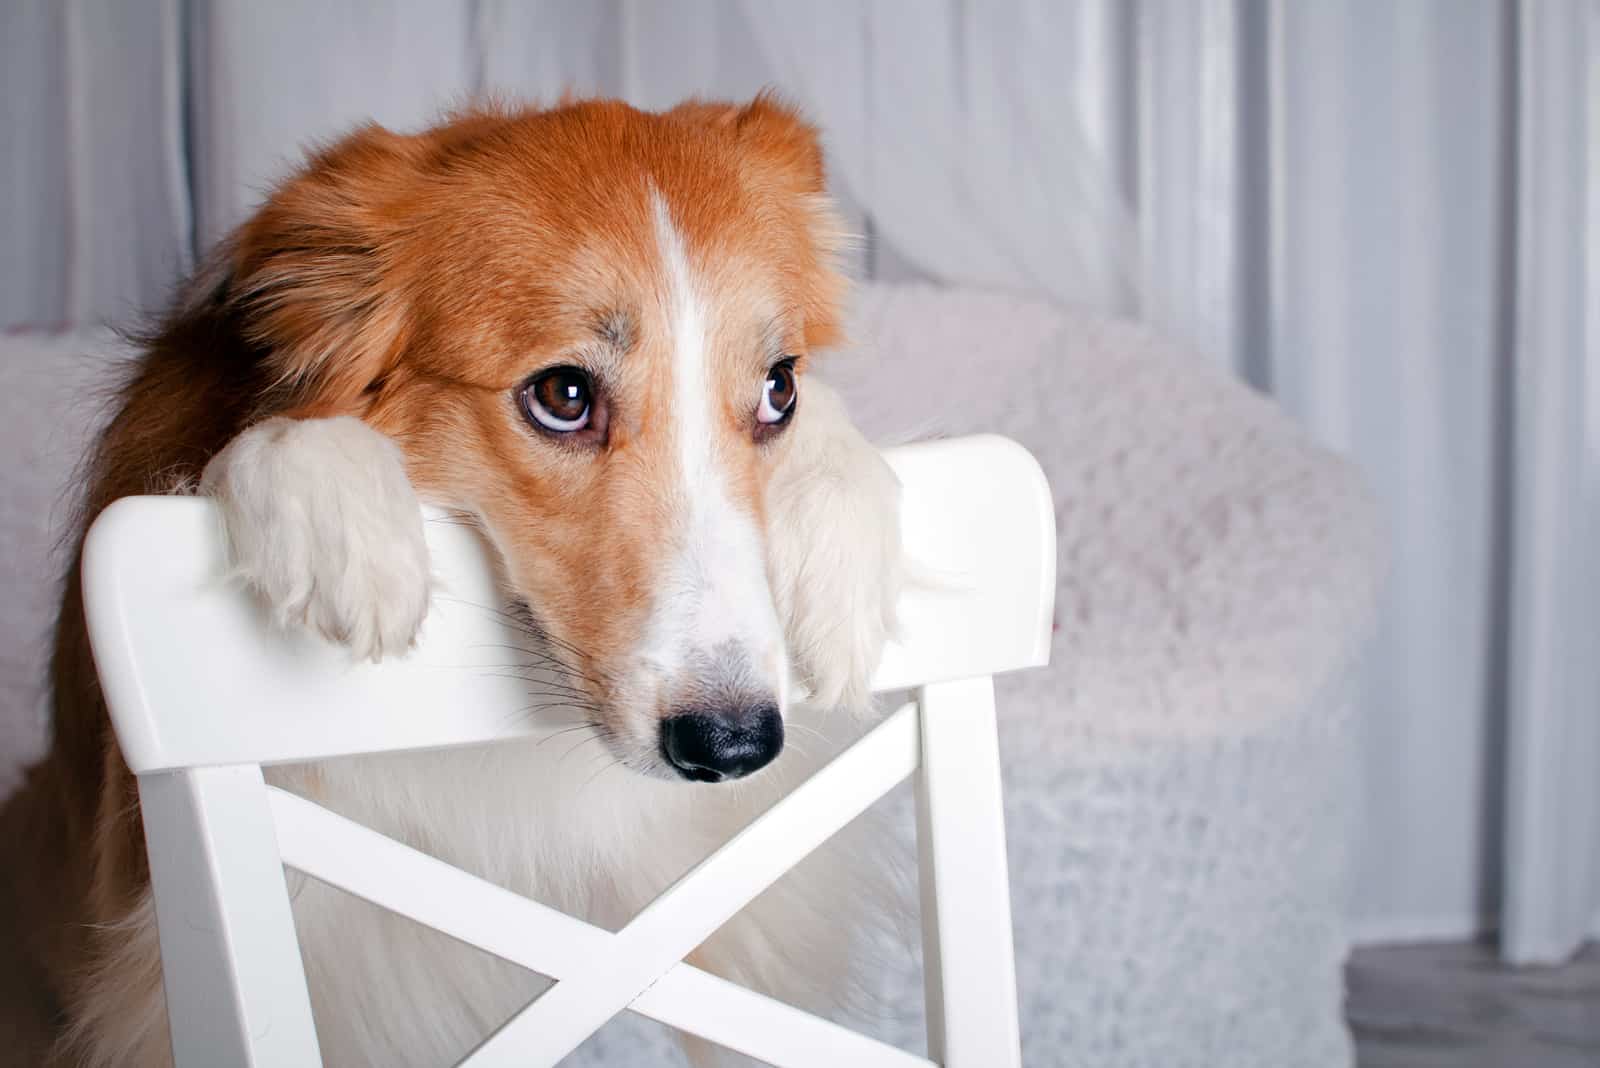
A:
670,94,849,350
671,93,828,192
228,124,422,409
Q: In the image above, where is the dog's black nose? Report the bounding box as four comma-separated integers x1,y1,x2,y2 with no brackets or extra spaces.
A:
660,705,784,783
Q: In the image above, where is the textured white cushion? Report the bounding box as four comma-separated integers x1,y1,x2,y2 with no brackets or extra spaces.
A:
822,284,1381,1067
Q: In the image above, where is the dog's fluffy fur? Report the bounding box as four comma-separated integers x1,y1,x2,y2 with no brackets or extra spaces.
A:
4,96,904,1066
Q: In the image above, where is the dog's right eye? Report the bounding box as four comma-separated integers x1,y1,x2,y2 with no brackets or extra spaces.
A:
520,367,592,433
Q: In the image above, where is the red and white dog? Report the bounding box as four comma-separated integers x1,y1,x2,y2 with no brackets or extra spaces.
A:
7,96,902,1066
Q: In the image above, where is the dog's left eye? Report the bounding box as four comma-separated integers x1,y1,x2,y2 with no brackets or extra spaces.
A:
520,367,592,433
758,361,798,425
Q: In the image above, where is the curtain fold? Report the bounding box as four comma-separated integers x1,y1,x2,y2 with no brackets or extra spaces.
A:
740,0,1141,316
1500,0,1599,965
1,0,1595,961
2,0,69,329
188,0,477,249
1134,0,1242,369
2,0,190,330
1269,0,1517,948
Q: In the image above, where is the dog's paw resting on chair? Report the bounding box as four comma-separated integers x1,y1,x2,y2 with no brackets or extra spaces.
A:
200,415,431,661
767,379,903,711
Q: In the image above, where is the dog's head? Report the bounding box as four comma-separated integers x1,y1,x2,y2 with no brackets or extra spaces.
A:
228,97,853,781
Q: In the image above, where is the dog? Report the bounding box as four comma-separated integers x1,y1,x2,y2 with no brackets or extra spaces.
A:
4,95,904,1066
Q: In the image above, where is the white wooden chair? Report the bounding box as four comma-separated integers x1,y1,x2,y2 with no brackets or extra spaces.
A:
82,434,1056,1068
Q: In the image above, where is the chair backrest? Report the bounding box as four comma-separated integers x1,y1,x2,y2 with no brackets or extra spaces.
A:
84,434,1055,1067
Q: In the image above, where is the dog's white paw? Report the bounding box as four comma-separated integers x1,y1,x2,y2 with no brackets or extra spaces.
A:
767,379,902,711
200,415,431,661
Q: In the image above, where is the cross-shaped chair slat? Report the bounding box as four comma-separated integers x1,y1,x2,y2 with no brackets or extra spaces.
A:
267,705,926,1068
87,434,1055,1066
461,702,920,1065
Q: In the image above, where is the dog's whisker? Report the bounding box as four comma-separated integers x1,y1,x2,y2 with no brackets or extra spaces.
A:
559,734,616,776
509,702,600,723
461,646,612,691
433,596,595,662
422,512,479,529
579,757,627,792
785,720,830,744
482,678,599,703
531,723,601,750
434,663,606,698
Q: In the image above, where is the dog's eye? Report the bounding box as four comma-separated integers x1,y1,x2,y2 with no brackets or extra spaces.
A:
758,361,798,426
520,367,592,433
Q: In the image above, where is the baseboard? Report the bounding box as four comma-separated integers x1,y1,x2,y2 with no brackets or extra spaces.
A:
1349,909,1600,951
1346,913,1494,947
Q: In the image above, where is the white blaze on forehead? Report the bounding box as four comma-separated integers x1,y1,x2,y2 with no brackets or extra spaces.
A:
652,193,715,498
646,192,786,708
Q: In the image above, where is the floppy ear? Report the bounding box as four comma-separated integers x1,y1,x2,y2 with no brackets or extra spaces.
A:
670,94,850,351
227,124,422,409
766,378,902,712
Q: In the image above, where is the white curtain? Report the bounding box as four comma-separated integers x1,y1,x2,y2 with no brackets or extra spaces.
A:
3,0,1596,963
1,0,190,328
1500,0,1600,965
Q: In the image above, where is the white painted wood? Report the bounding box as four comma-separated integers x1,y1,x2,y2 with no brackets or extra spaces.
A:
869,435,1055,692
137,766,322,1067
267,753,931,1068
81,435,1054,774
915,755,949,1064
462,703,923,1066
81,434,1055,1065
914,677,1022,1067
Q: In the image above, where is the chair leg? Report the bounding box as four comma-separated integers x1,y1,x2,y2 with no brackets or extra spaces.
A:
914,677,1022,1067
140,767,322,1067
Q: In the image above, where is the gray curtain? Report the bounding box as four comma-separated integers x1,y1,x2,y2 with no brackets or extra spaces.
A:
2,0,190,328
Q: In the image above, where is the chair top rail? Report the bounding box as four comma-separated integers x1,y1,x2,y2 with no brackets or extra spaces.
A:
85,434,1054,774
